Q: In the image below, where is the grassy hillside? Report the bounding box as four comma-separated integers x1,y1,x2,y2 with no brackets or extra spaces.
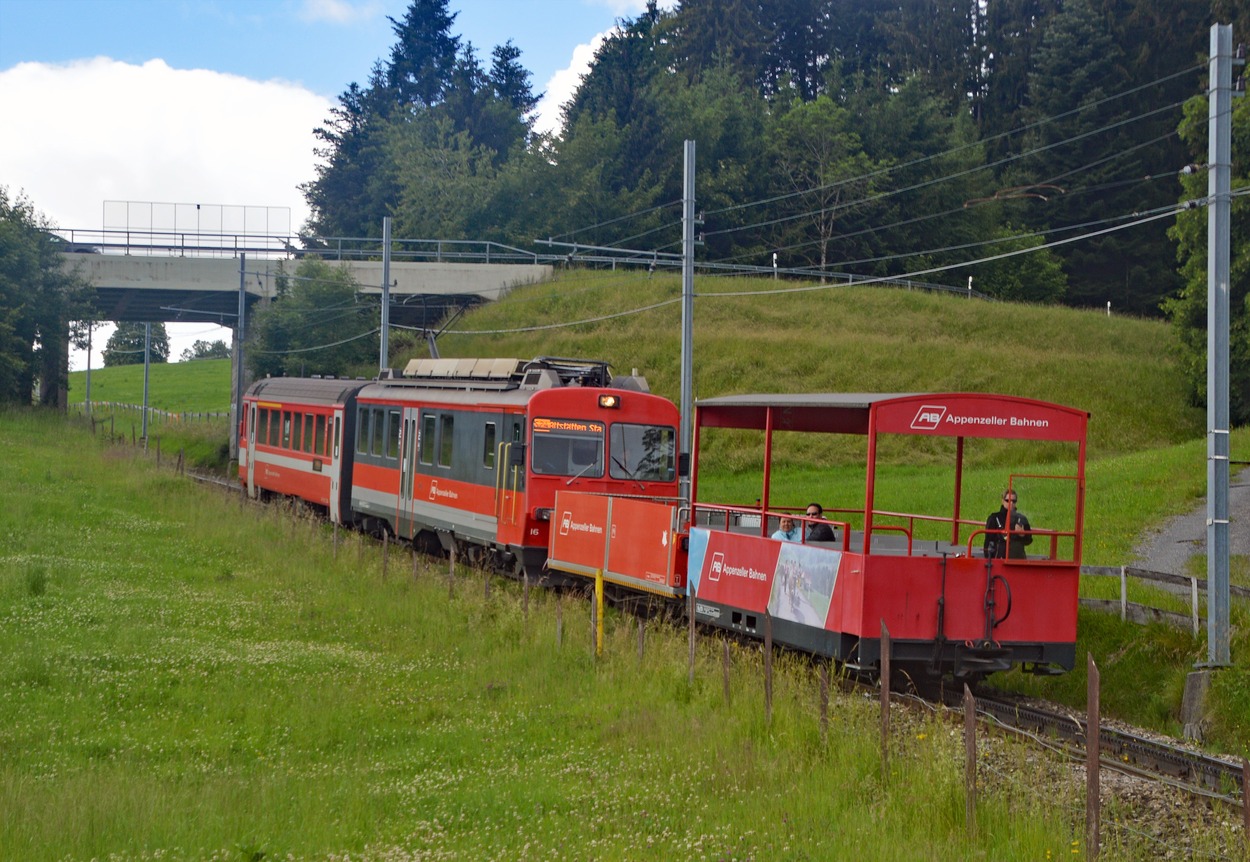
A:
71,274,1203,461
416,270,1204,461
68,357,231,413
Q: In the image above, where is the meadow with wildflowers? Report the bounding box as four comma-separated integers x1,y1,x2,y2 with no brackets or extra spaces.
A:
0,410,1238,860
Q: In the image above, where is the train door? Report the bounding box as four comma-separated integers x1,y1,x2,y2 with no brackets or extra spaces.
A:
397,406,420,539
495,415,526,536
328,408,344,523
246,402,258,499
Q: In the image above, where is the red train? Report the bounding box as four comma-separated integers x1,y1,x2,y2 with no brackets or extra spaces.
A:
239,357,681,579
240,363,1088,680
549,392,1088,680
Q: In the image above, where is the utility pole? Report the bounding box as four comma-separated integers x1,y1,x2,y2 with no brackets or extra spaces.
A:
142,321,151,442
680,140,696,507
1205,24,1241,667
380,216,392,373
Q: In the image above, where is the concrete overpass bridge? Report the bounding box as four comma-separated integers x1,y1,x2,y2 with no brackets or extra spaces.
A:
58,230,555,330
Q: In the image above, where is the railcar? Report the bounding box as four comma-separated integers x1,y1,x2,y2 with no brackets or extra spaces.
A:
349,356,680,579
548,392,1089,680
239,377,367,523
240,357,682,581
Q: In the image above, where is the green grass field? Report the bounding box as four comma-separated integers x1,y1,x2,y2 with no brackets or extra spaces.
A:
13,410,1192,861
58,274,1250,777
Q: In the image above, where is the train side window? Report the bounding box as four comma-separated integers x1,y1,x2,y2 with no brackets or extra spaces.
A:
303,413,315,452
282,411,292,449
356,409,369,456
386,410,401,460
269,410,281,447
256,408,268,444
314,415,326,456
438,414,454,468
369,408,384,457
293,413,304,453
333,416,341,459
419,414,435,465
483,422,496,469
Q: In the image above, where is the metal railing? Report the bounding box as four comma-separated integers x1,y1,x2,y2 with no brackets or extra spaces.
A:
52,227,978,296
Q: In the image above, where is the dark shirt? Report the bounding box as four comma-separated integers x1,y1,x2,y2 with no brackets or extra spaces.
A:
983,506,1032,559
807,521,836,542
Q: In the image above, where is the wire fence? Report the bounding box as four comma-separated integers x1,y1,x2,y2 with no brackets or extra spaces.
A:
70,401,230,426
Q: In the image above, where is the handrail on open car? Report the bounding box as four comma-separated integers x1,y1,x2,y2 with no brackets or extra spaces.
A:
965,527,1076,564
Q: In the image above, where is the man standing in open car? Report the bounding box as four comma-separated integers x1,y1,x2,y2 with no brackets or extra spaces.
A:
984,489,1032,559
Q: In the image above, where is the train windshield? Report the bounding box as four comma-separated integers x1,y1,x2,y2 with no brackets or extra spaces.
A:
609,423,677,482
531,417,605,477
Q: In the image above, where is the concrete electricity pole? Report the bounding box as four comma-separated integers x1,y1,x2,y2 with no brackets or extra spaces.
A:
1205,24,1241,667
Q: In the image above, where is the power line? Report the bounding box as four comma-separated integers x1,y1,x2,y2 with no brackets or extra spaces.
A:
703,62,1202,220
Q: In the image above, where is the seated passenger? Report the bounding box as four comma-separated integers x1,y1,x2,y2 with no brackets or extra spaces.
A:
983,489,1032,559
804,502,836,542
771,516,801,542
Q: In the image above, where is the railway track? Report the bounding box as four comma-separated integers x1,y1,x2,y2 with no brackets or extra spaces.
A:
964,690,1248,804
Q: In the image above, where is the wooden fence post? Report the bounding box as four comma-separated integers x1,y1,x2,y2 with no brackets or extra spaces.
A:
1191,577,1200,636
964,683,977,838
382,530,389,579
687,586,697,685
637,618,645,664
556,595,564,648
448,545,455,600
1242,758,1249,856
819,660,830,743
1087,653,1101,859
881,621,891,782
722,639,731,705
594,569,603,658
411,546,418,581
764,611,774,724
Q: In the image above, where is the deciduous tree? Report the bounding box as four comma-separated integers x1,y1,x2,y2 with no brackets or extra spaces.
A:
103,322,169,366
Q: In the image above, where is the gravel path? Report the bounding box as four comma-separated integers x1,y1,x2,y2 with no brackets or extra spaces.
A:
1129,466,1250,574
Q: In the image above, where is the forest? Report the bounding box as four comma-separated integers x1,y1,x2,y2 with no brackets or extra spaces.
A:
303,1,1232,305
4,1,1249,417
295,0,1250,419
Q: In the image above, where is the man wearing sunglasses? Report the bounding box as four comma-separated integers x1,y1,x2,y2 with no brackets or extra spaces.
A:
804,503,836,542
983,490,1032,559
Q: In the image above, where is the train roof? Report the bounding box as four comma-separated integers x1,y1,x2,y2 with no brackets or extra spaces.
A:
245,377,368,406
695,392,1088,442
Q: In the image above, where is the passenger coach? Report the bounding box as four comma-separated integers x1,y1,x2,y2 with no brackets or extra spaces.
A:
240,357,682,581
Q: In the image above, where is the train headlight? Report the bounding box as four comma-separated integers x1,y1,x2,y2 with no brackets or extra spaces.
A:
534,507,553,521
598,394,620,409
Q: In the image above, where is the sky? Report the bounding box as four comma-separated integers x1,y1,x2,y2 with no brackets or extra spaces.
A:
0,0,670,369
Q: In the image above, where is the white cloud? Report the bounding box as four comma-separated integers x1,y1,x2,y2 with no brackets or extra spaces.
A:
535,32,610,137
0,57,333,369
0,57,331,232
589,0,678,18
297,0,383,25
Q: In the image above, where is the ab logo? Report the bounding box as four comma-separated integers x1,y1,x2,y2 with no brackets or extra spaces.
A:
910,405,946,431
559,511,572,536
709,552,725,582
